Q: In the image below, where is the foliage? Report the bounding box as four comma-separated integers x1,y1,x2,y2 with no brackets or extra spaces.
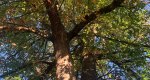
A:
0,0,150,80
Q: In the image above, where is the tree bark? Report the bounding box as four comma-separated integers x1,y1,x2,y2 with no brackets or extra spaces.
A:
43,0,76,79
53,31,75,80
81,53,97,80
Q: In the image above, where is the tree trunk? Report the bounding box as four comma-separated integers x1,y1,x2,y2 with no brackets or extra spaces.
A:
53,31,75,80
81,53,97,80
43,0,76,79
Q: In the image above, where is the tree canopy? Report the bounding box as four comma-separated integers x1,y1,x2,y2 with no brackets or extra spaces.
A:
0,0,150,80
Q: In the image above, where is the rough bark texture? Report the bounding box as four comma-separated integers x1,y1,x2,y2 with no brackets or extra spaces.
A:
43,0,75,80
53,32,75,80
81,53,97,80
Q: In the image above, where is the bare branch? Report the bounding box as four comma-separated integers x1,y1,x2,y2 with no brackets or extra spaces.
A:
68,0,125,40
0,61,55,78
0,26,49,39
99,35,150,48
111,60,141,79
97,69,113,79
0,62,33,78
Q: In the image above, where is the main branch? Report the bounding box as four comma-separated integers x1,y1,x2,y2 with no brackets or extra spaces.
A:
68,0,125,40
